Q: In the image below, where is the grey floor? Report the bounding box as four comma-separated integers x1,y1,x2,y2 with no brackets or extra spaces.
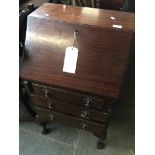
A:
20,106,134,155
20,1,135,154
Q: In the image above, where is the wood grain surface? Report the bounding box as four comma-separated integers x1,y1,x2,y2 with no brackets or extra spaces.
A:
21,3,135,98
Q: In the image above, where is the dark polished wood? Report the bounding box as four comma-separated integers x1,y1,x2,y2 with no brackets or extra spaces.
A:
31,94,110,123
20,3,134,149
21,3,134,99
28,3,134,31
34,105,106,135
31,83,106,110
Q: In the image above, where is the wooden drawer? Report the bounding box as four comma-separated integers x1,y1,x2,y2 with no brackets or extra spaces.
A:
31,94,110,123
31,83,105,110
34,106,106,135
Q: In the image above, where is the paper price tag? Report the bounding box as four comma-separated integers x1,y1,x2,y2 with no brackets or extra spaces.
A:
63,47,79,74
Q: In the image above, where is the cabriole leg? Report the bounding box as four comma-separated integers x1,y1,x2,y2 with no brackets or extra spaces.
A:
97,128,107,149
41,122,49,135
35,115,49,135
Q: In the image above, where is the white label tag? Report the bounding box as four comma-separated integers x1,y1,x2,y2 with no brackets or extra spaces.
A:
63,47,78,74
112,24,123,29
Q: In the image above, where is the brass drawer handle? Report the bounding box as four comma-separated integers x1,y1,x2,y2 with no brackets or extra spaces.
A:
49,113,54,120
47,100,54,109
43,88,49,98
80,111,88,118
83,97,92,107
81,123,87,129
35,115,39,118
48,103,53,109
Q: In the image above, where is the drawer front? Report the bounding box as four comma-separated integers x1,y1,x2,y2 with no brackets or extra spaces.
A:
31,83,105,110
31,95,110,123
35,106,106,135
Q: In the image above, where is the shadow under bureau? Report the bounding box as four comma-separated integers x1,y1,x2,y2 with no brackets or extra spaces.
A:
20,3,135,149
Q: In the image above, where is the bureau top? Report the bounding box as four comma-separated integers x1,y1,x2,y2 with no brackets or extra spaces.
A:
30,3,134,31
21,3,135,99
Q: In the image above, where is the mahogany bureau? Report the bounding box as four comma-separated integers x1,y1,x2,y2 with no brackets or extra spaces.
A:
20,3,135,149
